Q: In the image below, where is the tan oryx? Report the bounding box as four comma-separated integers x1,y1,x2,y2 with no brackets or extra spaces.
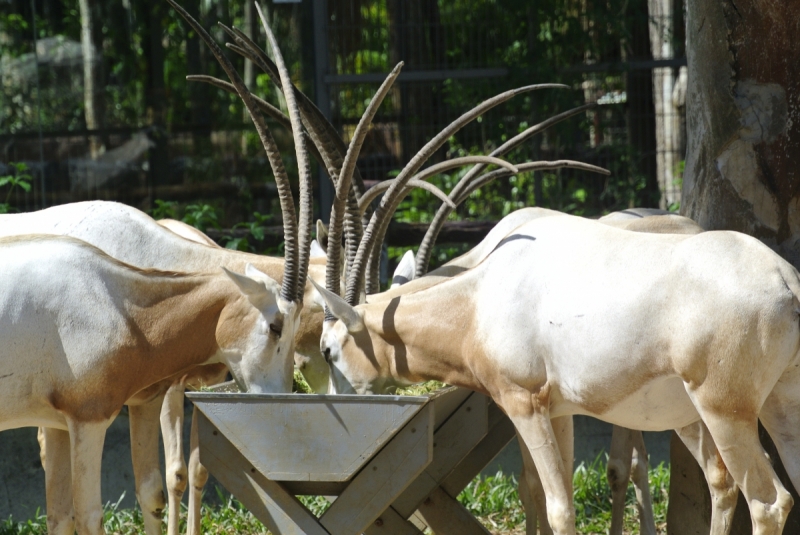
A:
313,187,800,535
3,0,318,533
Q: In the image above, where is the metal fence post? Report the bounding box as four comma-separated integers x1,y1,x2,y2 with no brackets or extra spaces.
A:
312,0,333,224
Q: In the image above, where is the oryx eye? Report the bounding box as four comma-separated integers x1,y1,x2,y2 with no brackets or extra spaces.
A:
323,347,331,363
269,323,282,337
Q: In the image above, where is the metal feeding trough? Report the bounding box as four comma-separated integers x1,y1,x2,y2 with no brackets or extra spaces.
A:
187,387,516,535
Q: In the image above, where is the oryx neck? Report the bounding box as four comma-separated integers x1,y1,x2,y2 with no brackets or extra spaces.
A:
361,278,488,393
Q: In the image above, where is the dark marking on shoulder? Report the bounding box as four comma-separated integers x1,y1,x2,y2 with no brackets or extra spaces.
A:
0,373,12,380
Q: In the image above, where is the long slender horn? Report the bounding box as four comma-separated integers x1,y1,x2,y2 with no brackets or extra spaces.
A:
325,63,403,313
412,160,609,277
223,24,367,197
221,23,366,272
357,155,517,213
358,179,457,213
457,161,609,204
415,103,598,275
166,0,298,303
346,83,568,300
255,3,312,303
186,74,330,168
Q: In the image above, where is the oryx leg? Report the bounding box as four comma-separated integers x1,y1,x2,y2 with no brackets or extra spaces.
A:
675,420,738,535
161,380,187,535
187,404,209,535
607,427,656,535
628,430,656,535
130,397,168,535
67,418,112,535
507,390,576,535
518,417,571,535
607,426,633,535
759,383,800,508
692,407,792,535
43,428,75,535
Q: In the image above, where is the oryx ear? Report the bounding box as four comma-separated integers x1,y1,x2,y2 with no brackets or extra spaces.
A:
223,266,279,309
310,239,327,259
243,263,281,295
316,220,328,252
307,277,364,332
391,250,416,288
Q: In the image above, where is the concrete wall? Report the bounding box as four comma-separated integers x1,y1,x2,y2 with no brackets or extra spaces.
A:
0,410,671,522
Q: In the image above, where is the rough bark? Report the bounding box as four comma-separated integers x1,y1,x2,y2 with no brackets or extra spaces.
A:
675,0,800,531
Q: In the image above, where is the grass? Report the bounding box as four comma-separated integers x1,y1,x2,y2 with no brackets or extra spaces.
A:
0,459,670,535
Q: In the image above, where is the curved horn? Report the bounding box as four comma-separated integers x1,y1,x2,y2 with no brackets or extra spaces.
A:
346,83,569,299
415,103,598,275
166,0,298,302
357,155,516,213
415,160,610,276
358,179,457,214
326,63,403,316
255,3,312,303
223,24,367,196
222,23,366,270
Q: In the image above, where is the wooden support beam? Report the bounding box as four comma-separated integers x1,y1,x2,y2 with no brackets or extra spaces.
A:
416,486,491,535
319,406,434,534
364,506,423,535
441,402,516,497
392,392,489,518
197,413,329,535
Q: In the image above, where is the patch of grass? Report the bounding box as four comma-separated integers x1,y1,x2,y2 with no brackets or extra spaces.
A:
0,461,670,534
395,380,447,396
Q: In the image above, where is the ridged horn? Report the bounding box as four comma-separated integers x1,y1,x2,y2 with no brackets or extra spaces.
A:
255,2,312,303
326,63,403,317
221,23,366,272
346,83,568,299
415,102,598,275
358,179,457,214
166,0,298,303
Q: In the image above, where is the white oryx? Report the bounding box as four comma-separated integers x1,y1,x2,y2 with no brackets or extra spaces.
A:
0,0,320,530
313,208,800,534
5,200,328,535
0,229,306,535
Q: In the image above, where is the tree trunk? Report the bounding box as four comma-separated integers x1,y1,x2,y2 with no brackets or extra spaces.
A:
78,0,102,158
675,0,800,532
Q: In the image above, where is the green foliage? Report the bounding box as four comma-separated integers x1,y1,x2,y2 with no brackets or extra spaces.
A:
0,462,670,534
0,163,33,214
395,380,446,396
225,212,271,252
292,369,313,394
151,199,179,220
182,203,221,231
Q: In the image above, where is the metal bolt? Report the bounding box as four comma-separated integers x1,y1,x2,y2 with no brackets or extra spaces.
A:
411,427,416,433
373,466,378,471
424,498,432,506
466,406,472,412
375,518,384,527
251,468,256,474
212,430,218,436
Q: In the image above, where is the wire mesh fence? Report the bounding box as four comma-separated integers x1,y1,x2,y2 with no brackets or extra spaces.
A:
1,0,687,228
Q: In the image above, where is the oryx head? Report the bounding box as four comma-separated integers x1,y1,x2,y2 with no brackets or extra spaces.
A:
170,0,315,394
